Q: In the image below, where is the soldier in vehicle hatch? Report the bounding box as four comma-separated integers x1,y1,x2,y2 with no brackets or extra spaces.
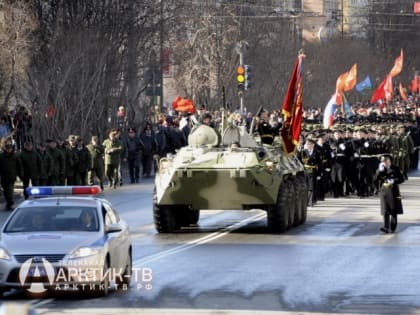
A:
256,107,281,145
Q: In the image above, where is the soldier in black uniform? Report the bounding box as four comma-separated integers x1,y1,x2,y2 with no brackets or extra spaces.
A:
124,128,143,184
0,141,23,210
256,107,280,145
375,154,404,233
352,128,371,198
343,127,356,196
315,133,332,201
408,122,420,169
297,138,322,207
329,129,347,198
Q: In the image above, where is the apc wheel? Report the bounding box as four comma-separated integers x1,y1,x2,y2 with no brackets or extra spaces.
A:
292,178,303,226
286,180,295,228
298,174,308,224
267,182,289,233
174,207,200,227
187,209,200,225
153,187,177,233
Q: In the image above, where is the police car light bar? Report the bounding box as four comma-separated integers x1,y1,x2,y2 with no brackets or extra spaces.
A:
26,186,102,197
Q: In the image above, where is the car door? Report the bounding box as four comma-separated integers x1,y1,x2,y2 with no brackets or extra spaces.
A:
102,203,128,269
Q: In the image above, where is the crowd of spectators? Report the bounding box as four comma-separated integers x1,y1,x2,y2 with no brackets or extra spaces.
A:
1,89,420,210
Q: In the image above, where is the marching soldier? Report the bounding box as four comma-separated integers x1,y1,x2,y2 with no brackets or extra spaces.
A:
124,127,143,183
396,125,414,179
19,141,42,199
37,142,53,186
344,127,356,196
329,129,348,198
0,141,23,210
66,135,81,185
86,136,105,189
74,137,91,185
46,139,65,186
351,128,371,198
315,133,332,201
103,129,124,188
139,124,157,178
297,138,322,207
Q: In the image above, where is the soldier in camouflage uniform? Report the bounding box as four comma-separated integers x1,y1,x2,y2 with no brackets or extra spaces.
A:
102,129,124,188
47,139,65,186
389,125,400,164
37,142,53,186
86,136,105,189
396,125,414,179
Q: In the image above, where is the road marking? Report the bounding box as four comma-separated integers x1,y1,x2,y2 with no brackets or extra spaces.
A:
132,211,266,267
30,298,55,307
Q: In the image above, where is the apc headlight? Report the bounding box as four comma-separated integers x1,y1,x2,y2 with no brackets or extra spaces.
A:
159,158,172,171
69,247,101,259
0,248,11,260
265,159,275,171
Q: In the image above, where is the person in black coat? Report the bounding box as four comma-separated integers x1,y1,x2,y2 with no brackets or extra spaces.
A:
297,138,322,207
375,154,405,233
256,107,280,145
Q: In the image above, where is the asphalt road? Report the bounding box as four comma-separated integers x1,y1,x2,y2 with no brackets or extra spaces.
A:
2,170,420,315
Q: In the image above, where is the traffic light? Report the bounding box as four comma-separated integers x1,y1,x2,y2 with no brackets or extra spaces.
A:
236,65,245,92
244,65,252,90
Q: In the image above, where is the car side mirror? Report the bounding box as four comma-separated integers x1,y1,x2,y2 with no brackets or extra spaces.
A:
105,223,122,233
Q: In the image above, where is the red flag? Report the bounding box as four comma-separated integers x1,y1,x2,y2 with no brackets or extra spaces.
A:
411,76,420,93
371,75,393,105
281,53,305,155
414,2,420,13
46,104,55,118
384,75,393,101
172,96,196,113
336,64,357,93
399,82,408,101
389,49,403,78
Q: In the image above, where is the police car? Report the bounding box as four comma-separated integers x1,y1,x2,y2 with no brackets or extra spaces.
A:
0,186,132,297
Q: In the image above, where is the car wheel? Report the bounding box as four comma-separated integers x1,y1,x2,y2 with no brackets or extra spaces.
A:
117,250,132,287
91,260,109,298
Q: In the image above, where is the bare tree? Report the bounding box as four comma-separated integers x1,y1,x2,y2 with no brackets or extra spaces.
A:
0,0,38,112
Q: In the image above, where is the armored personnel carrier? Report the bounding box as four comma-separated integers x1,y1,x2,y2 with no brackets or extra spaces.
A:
153,124,307,233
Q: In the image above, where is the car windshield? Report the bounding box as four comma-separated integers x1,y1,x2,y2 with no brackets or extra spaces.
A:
3,206,100,233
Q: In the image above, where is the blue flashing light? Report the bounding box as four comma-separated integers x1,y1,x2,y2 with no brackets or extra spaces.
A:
25,186,102,197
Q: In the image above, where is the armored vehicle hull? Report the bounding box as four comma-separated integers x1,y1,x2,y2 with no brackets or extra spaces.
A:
153,125,308,233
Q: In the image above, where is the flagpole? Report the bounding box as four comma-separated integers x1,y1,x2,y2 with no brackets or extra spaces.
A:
341,92,346,119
